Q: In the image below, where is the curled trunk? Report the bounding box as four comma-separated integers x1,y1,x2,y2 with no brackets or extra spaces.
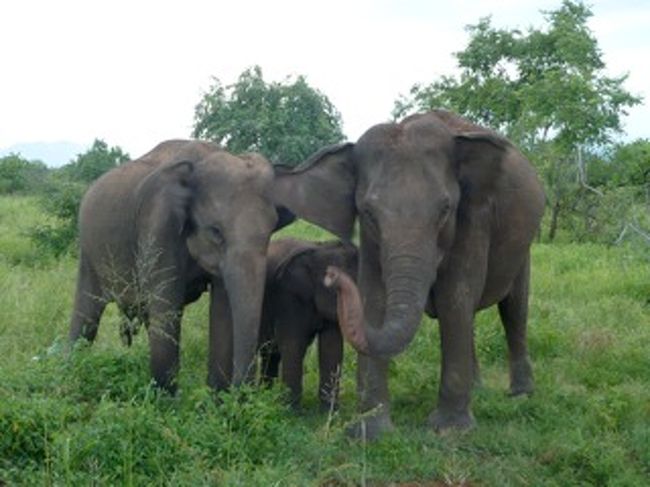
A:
325,255,433,358
324,266,368,353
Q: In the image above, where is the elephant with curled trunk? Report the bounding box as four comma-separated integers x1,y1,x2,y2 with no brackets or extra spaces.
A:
274,110,545,438
258,238,358,410
68,139,293,393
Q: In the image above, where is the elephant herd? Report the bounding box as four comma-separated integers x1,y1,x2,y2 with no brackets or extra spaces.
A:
67,110,545,438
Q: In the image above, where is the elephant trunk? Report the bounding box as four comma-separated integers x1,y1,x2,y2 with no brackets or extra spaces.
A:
325,253,434,359
373,255,433,356
222,246,267,385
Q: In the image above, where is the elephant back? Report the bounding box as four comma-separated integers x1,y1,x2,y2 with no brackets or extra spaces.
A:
267,238,321,282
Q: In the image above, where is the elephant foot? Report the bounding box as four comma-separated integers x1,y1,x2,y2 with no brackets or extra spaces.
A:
346,412,395,441
509,357,534,397
428,408,476,434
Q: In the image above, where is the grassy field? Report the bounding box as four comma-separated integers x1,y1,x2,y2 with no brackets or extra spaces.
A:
1,195,649,486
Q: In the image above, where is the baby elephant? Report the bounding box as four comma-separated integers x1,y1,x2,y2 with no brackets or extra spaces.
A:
259,238,358,410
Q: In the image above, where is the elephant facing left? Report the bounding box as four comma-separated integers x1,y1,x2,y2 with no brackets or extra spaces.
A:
68,139,293,393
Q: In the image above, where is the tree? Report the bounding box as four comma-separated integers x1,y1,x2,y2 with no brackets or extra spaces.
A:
394,0,641,241
193,66,344,166
30,140,129,257
62,139,130,183
0,153,48,194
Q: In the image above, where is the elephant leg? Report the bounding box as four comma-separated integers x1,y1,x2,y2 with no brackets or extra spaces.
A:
274,301,313,409
317,319,343,412
471,330,482,388
277,333,310,410
147,304,182,394
350,240,393,440
68,254,106,344
429,302,476,432
258,295,280,386
259,342,281,386
498,254,534,396
145,265,185,393
207,280,233,391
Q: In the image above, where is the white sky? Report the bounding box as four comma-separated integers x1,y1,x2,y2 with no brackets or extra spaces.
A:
1,0,648,159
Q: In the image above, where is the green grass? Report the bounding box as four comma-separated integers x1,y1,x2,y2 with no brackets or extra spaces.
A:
1,196,649,485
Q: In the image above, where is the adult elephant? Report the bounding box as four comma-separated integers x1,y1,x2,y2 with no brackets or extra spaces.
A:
274,110,545,437
259,238,358,410
68,139,293,393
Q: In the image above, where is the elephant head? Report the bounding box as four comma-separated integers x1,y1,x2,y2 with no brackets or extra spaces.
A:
274,111,515,358
134,147,292,385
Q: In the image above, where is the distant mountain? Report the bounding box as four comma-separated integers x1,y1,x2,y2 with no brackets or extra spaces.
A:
0,141,88,167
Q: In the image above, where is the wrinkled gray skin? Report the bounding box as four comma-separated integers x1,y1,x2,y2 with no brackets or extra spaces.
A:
258,238,358,410
274,110,545,438
68,139,289,393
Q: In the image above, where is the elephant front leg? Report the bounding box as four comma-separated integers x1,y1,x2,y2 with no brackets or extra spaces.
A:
349,243,394,440
275,337,309,409
147,307,182,394
498,255,534,396
317,320,343,412
429,293,476,432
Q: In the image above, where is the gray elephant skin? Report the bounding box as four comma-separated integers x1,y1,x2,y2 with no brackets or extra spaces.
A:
68,139,291,393
274,110,545,437
258,238,358,410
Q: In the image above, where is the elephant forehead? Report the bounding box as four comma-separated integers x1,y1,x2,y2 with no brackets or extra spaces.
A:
198,153,274,186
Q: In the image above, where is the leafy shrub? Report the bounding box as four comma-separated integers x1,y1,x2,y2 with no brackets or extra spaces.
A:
28,139,129,258
61,139,129,184
29,179,86,257
0,395,78,470
0,154,48,195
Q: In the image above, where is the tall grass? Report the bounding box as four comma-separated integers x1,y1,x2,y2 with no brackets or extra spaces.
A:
1,196,648,485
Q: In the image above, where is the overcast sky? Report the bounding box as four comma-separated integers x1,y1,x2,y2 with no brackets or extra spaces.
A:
1,0,648,161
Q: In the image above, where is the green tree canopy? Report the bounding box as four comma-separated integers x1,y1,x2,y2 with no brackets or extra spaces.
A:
394,0,640,150
192,66,344,166
30,139,130,257
61,139,130,183
0,154,47,194
0,153,48,194
393,0,642,241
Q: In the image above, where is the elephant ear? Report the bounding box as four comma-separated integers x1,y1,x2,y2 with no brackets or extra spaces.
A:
135,160,196,231
454,131,509,202
273,143,356,240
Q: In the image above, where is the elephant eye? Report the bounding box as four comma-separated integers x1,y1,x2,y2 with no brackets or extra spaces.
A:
206,225,225,246
438,199,452,224
361,208,380,237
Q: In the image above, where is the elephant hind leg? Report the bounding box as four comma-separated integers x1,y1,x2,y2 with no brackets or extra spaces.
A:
69,255,107,344
498,254,534,396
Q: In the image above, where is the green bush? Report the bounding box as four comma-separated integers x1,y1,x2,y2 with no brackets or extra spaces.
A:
27,139,129,258
29,179,86,257
0,154,48,195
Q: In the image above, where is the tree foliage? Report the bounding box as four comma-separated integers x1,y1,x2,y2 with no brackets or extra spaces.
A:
393,0,642,242
61,139,129,183
0,154,48,195
193,66,344,166
30,139,130,257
